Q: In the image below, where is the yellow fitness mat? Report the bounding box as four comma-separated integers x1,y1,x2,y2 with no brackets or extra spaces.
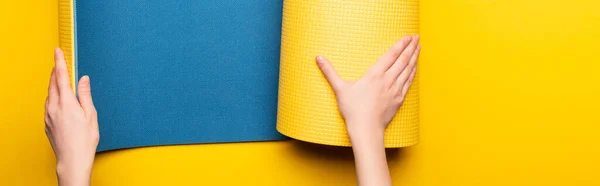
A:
277,0,420,147
58,0,419,150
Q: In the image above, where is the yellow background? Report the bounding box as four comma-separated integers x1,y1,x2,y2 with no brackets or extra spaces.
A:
1,0,599,185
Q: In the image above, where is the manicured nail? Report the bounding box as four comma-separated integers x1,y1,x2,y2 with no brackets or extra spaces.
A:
80,75,90,85
54,48,62,61
316,56,323,61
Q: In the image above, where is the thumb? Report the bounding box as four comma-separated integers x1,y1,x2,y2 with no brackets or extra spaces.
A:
77,75,96,115
316,56,344,92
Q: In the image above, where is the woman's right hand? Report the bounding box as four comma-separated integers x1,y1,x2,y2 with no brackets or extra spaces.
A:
316,35,421,186
316,35,421,138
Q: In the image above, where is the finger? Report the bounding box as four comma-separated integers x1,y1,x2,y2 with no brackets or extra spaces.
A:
77,75,96,116
387,35,420,78
316,56,345,92
47,67,58,105
368,36,412,73
393,44,421,93
400,65,417,97
54,48,75,101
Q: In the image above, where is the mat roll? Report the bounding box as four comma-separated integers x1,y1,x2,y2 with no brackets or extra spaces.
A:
277,0,420,147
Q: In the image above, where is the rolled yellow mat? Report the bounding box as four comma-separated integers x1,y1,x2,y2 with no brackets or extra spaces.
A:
277,0,420,147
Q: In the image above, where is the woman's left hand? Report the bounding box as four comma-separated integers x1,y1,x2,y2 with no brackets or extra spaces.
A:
45,48,99,186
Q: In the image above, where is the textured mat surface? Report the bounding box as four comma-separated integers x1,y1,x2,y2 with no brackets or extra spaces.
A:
58,0,76,91
59,0,287,151
277,0,420,147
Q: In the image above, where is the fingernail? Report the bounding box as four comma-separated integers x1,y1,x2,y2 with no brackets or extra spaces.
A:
414,35,420,40
316,56,323,62
81,75,90,83
54,48,65,61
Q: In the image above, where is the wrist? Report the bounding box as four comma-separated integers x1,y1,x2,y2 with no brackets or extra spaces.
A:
56,160,92,186
347,119,390,186
346,119,385,147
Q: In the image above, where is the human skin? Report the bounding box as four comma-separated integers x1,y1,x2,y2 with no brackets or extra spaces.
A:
44,35,420,186
316,35,420,186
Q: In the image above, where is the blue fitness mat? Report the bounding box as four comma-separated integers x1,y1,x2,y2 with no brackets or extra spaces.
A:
74,0,286,151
